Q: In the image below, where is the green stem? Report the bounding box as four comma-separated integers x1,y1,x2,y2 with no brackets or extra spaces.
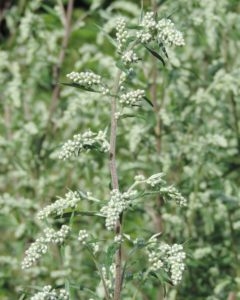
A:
86,246,111,300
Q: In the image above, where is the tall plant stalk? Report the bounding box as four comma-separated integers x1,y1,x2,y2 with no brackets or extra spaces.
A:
109,69,122,300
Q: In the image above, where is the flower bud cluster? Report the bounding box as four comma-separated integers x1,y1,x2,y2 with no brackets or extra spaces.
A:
92,243,99,254
37,191,81,219
101,266,113,291
22,225,70,269
119,89,145,106
114,234,123,244
100,86,110,95
157,19,185,46
78,229,89,245
58,130,110,160
114,112,122,120
30,285,69,300
140,173,187,206
160,185,187,206
136,12,184,47
141,12,157,31
148,251,164,270
21,238,48,269
66,71,101,87
137,12,156,43
43,225,70,244
116,18,129,52
147,242,186,285
100,189,137,230
168,244,186,285
122,50,139,65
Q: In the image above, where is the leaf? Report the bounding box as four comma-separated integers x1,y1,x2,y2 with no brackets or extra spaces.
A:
143,96,153,107
126,24,143,30
116,60,128,73
94,24,117,47
121,113,146,120
159,43,169,59
41,4,59,18
54,211,101,219
144,45,165,66
61,82,100,93
105,244,119,267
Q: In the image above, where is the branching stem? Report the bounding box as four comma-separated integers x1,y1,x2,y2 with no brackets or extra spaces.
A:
109,69,122,300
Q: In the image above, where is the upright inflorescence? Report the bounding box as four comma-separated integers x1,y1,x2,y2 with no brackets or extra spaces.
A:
58,129,110,160
137,12,156,43
116,18,129,52
100,189,137,230
147,241,186,286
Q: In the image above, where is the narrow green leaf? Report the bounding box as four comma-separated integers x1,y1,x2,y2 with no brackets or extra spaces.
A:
105,244,118,267
95,24,117,47
41,4,59,17
144,45,165,66
126,24,143,30
54,211,101,219
159,43,169,59
143,96,153,107
61,82,100,93
121,113,146,120
116,61,128,73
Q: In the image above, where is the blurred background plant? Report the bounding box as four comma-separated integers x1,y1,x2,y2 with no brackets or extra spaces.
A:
0,0,239,299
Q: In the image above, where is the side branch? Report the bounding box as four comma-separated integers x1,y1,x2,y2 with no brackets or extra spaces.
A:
47,0,74,128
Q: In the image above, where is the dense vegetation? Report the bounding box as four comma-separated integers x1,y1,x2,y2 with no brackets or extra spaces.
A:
0,0,239,299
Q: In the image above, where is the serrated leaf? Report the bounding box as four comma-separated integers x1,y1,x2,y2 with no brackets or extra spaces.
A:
61,82,100,93
144,45,165,66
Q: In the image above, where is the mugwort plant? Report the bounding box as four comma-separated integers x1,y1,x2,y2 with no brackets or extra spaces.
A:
22,9,186,300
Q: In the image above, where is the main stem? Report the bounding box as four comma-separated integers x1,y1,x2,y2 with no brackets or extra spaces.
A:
109,69,122,300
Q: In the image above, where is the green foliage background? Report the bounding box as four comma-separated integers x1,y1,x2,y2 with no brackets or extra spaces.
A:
0,0,239,299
